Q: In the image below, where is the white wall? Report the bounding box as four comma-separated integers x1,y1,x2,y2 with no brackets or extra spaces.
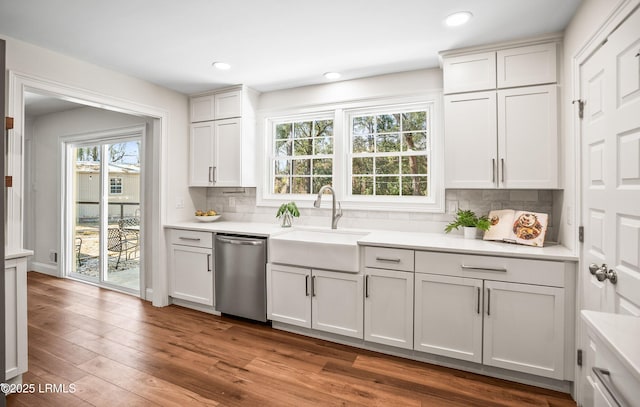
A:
559,0,624,251
25,107,145,271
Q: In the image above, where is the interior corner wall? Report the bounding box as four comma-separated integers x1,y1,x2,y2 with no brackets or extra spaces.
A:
559,0,625,251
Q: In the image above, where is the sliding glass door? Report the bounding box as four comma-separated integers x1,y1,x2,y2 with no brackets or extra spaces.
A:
67,136,142,294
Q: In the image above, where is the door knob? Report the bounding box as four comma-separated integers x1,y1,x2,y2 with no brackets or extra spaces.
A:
589,263,608,282
605,268,618,284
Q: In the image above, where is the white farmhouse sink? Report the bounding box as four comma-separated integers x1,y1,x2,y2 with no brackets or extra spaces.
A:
269,228,369,272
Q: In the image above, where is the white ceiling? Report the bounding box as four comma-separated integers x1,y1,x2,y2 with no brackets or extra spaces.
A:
1,0,582,95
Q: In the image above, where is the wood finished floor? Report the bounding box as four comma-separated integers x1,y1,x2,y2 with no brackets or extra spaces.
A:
7,272,577,406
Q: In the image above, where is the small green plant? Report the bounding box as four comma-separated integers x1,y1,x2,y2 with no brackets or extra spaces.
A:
276,202,300,219
444,209,491,233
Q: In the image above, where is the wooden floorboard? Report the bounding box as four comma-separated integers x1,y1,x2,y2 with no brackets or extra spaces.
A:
7,272,577,406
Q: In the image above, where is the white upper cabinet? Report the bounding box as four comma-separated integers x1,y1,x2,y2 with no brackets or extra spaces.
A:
496,43,557,88
188,86,257,187
442,39,560,189
443,51,496,94
498,85,558,188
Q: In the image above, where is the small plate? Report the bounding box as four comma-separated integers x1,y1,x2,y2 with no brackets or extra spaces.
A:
195,215,221,222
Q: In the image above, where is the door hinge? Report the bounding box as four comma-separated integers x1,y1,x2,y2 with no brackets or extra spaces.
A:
572,99,585,119
577,349,583,366
5,116,14,130
579,226,584,243
5,176,12,188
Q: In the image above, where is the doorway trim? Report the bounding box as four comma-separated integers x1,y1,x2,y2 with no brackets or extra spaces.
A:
8,70,169,306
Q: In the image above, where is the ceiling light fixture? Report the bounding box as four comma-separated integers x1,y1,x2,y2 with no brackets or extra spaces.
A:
212,62,231,70
323,72,341,80
444,11,473,27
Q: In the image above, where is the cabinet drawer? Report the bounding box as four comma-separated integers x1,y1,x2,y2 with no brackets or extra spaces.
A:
364,247,414,272
415,251,565,287
169,229,213,248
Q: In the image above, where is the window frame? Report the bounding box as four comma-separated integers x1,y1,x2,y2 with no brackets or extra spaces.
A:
257,94,444,213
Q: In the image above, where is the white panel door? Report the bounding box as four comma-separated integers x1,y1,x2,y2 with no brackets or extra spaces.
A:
266,264,311,328
498,85,558,188
414,273,483,363
189,122,214,186
364,268,413,349
213,118,242,187
444,91,498,188
170,245,213,306
311,269,363,339
483,281,564,379
581,6,640,316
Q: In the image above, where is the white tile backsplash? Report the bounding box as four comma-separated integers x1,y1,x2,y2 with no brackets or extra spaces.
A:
204,188,557,240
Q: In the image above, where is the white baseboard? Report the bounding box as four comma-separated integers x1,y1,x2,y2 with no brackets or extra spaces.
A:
29,262,60,277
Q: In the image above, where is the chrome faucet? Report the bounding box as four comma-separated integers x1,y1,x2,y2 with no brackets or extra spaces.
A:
313,185,342,229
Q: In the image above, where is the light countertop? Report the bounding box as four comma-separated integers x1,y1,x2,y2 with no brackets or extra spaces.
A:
582,310,640,383
5,248,34,260
165,221,577,261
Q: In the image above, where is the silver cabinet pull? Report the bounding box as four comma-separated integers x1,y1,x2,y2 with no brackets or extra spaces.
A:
492,158,496,183
486,288,491,316
179,236,201,241
305,275,309,296
208,166,213,183
213,166,217,183
476,287,481,314
376,257,401,263
500,158,505,183
593,368,624,407
461,265,507,272
207,254,211,272
365,275,370,298
312,276,316,297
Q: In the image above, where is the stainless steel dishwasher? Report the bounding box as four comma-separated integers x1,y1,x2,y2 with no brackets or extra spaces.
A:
214,234,267,322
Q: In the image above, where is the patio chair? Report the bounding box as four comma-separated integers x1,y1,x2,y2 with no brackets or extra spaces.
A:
75,236,82,267
107,226,138,269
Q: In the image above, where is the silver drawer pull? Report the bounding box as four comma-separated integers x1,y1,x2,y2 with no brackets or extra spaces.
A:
376,257,401,263
179,237,201,241
593,367,624,407
461,265,507,272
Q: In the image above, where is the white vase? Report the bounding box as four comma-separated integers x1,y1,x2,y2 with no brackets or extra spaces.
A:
463,226,477,239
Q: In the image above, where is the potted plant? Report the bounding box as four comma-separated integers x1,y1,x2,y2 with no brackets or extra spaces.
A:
276,201,300,228
444,209,491,239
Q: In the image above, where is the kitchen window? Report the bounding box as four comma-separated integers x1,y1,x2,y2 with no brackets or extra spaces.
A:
259,96,443,212
270,116,334,195
349,107,430,198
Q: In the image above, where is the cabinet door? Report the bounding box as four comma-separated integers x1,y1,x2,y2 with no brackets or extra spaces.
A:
444,91,498,188
498,85,558,188
189,122,215,186
364,268,413,349
267,264,311,328
214,90,242,119
190,95,215,122
443,52,496,94
483,280,564,379
414,274,482,363
5,258,28,380
213,118,242,186
170,245,213,306
496,43,557,88
311,269,363,338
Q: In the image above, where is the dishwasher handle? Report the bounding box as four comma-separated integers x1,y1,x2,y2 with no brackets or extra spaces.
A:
216,236,265,246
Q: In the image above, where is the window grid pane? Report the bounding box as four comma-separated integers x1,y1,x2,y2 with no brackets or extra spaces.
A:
351,108,429,197
272,118,334,195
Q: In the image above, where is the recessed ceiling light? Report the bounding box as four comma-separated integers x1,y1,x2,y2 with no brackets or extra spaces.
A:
323,72,341,80
444,11,473,27
212,62,231,70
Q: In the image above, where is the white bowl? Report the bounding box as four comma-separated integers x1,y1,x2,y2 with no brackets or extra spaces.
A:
195,214,221,222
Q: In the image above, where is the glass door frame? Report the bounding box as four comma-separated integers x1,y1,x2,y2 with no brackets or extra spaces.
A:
61,125,145,296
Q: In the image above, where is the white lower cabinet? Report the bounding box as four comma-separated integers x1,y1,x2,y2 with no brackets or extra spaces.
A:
5,255,28,382
169,229,214,306
267,264,363,339
414,274,482,362
364,267,413,349
483,280,565,379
